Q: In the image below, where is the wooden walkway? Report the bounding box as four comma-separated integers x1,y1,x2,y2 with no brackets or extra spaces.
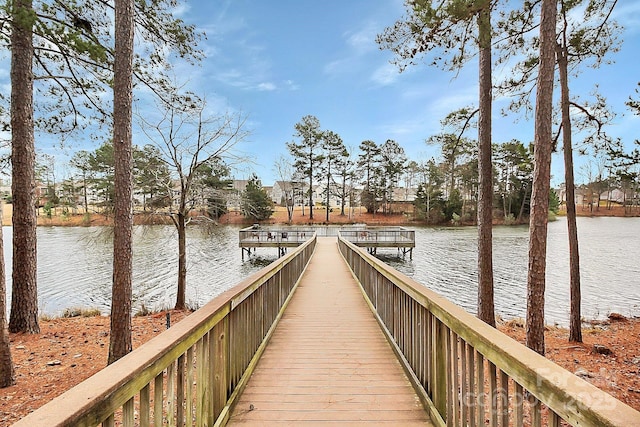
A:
227,237,432,426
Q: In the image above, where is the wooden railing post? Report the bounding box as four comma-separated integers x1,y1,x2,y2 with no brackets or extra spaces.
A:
212,316,229,419
433,319,448,419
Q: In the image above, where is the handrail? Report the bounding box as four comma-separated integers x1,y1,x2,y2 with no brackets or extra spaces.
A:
14,234,317,427
338,235,640,427
339,229,415,245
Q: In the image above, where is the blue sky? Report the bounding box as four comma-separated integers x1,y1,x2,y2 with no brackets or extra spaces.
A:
11,1,640,188
171,0,640,187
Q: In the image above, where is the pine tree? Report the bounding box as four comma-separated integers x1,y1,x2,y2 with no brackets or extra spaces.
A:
287,116,324,220
242,174,274,221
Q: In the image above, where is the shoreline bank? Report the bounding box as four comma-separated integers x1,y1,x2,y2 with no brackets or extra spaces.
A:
2,202,639,228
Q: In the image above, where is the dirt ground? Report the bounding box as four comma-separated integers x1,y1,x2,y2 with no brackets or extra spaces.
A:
1,312,639,424
1,310,190,425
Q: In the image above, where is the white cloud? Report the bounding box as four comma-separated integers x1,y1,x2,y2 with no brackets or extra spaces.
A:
256,82,276,91
370,62,400,86
283,80,300,91
614,2,640,32
323,58,353,76
377,119,429,137
344,22,379,55
171,2,191,18
427,85,478,118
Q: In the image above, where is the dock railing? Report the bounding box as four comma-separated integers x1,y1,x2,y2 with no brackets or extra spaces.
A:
339,227,415,245
15,234,317,427
338,235,640,427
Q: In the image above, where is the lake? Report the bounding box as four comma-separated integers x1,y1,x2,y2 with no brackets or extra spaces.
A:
3,216,639,325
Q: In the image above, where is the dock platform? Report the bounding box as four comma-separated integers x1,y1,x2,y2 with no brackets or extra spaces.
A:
239,225,415,258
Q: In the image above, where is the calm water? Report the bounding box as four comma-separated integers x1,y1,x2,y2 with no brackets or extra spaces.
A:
3,217,640,324
381,216,640,325
3,225,272,316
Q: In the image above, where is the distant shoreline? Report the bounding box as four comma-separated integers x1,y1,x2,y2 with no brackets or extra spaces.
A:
1,202,639,227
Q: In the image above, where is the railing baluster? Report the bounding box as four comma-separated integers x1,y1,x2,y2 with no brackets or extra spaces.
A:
530,395,542,427
176,356,185,426
123,397,135,427
467,342,476,427
500,369,509,427
451,331,460,426
460,338,468,426
208,328,216,426
202,332,211,424
476,351,485,427
514,382,524,427
102,414,114,427
418,305,426,388
212,318,228,420
436,322,453,426
167,360,176,427
154,372,163,427
489,360,498,427
426,310,433,396
140,384,151,427
186,346,194,426
195,338,205,427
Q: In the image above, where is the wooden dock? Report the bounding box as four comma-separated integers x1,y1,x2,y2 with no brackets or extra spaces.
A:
339,228,415,258
227,237,431,425
239,226,415,258
239,226,313,258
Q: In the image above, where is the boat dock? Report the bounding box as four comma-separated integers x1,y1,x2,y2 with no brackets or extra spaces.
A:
239,225,415,258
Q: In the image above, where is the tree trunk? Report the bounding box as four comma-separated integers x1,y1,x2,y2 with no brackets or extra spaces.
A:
308,156,314,220
326,173,330,222
476,3,495,327
83,174,88,213
526,0,557,356
341,179,346,216
518,184,529,223
9,0,39,334
108,0,134,365
0,203,15,388
175,212,187,310
557,41,582,343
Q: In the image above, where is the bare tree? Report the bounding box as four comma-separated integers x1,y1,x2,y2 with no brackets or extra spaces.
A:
274,155,297,223
108,0,134,365
139,94,249,310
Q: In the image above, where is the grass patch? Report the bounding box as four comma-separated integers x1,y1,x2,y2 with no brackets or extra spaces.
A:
61,307,102,318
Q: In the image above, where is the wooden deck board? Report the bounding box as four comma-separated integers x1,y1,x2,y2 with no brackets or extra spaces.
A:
227,237,432,426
